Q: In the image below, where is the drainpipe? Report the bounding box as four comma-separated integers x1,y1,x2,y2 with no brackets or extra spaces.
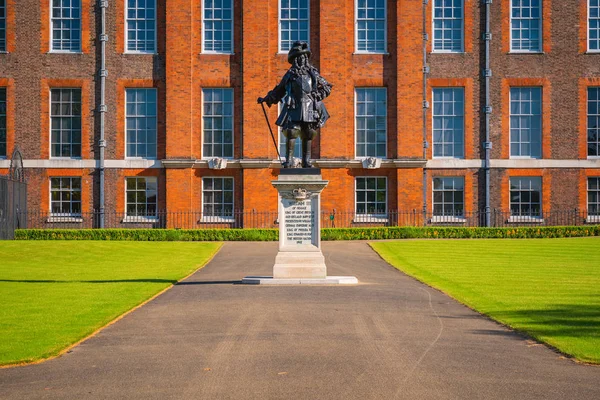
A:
422,0,430,225
98,0,108,228
483,0,492,226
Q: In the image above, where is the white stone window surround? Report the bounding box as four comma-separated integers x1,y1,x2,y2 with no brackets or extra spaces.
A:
432,87,465,159
432,0,464,53
432,176,465,218
510,87,542,159
355,176,387,220
354,0,387,54
278,0,310,53
49,176,82,217
202,88,234,159
202,0,234,54
124,176,158,220
589,0,600,52
125,0,157,54
50,0,82,52
202,176,234,221
510,0,542,53
509,176,543,219
50,88,82,159
355,87,387,159
125,88,157,159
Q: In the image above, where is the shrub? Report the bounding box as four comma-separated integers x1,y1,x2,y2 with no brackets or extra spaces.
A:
14,225,600,241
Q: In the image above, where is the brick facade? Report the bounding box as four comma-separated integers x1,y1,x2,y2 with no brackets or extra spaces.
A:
0,0,599,228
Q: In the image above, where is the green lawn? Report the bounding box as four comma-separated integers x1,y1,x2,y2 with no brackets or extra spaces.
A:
371,238,600,364
0,241,221,366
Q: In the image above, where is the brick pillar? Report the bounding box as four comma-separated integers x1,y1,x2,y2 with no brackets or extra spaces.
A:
242,169,279,228
165,0,195,213
319,0,352,159
242,0,273,160
166,169,195,226
397,1,423,159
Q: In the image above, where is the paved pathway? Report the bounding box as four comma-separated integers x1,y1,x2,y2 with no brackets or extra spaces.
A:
1,242,599,399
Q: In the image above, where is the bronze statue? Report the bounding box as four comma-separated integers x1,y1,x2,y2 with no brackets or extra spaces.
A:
258,41,332,168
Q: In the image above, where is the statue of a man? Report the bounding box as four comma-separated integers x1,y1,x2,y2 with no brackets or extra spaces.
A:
258,41,332,168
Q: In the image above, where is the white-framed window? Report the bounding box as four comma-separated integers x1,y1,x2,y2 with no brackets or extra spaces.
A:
432,0,463,52
355,0,386,53
50,177,81,216
589,0,600,51
587,87,600,157
355,87,386,158
202,88,233,158
589,177,600,216
510,87,541,158
202,177,234,219
278,102,302,159
355,177,387,216
510,177,542,218
126,0,156,53
51,0,81,52
279,0,309,52
125,177,157,217
0,87,5,157
510,0,542,52
126,88,157,159
0,0,6,52
433,87,464,158
202,0,233,53
51,88,81,158
433,177,464,217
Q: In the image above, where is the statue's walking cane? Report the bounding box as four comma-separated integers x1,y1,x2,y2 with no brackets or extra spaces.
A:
260,102,283,164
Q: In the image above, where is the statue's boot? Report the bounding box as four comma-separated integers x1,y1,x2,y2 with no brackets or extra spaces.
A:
302,139,313,168
284,138,296,168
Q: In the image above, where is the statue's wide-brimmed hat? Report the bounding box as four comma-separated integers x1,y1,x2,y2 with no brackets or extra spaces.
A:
287,41,311,64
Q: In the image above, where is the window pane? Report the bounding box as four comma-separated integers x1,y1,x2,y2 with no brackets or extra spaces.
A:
50,89,81,158
126,88,157,158
432,88,464,158
356,0,386,52
279,0,309,51
433,0,463,52
355,177,386,216
203,0,233,52
355,88,386,158
510,87,542,158
202,177,234,217
203,88,234,158
51,0,81,51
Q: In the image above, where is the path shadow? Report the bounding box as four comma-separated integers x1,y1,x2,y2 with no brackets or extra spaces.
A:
176,280,242,285
0,279,177,284
471,304,600,339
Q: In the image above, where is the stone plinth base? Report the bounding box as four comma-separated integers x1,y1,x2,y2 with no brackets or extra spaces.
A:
242,276,358,285
273,251,327,279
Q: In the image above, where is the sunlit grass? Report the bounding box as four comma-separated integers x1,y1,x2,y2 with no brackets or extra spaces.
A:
371,238,600,363
0,241,221,366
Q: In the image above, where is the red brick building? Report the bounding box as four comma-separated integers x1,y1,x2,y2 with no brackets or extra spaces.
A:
1,0,600,228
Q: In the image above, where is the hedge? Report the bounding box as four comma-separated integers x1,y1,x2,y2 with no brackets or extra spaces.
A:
14,225,600,241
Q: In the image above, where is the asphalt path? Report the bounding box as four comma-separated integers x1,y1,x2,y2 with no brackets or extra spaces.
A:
1,242,599,399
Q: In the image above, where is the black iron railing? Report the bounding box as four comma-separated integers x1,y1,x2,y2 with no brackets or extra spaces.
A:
14,209,599,230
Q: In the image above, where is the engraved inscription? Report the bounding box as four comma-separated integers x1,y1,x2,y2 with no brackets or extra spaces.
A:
283,199,315,246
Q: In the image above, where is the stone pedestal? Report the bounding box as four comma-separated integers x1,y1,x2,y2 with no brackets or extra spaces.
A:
242,168,357,285
272,169,328,279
